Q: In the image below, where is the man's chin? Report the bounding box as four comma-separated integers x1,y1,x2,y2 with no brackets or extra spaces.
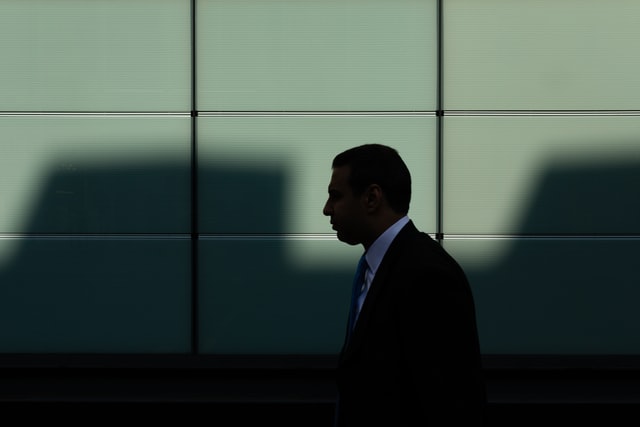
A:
336,231,359,246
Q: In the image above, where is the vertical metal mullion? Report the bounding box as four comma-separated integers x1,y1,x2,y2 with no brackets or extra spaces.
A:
435,0,444,244
190,0,199,355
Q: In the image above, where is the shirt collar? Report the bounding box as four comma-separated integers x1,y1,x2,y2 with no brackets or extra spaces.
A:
365,216,410,277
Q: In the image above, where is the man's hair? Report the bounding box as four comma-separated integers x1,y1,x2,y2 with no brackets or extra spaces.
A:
332,144,411,215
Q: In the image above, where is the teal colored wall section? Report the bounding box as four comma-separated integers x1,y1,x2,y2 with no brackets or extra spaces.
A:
0,0,638,356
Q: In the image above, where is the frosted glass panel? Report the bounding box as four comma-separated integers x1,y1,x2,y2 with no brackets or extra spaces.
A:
443,116,640,235
445,238,640,354
0,117,191,233
199,237,361,354
197,0,437,111
444,0,640,110
0,0,190,111
0,238,191,353
198,116,436,234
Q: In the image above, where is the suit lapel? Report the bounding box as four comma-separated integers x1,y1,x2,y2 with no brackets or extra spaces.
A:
340,221,418,361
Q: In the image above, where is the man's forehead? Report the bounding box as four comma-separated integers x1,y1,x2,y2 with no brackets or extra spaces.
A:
328,167,354,198
330,165,350,182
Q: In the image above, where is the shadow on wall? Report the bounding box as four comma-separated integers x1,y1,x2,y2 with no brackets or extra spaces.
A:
0,160,349,354
463,159,640,355
1,155,639,357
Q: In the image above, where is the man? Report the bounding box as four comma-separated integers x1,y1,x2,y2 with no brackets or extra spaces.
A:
323,144,485,426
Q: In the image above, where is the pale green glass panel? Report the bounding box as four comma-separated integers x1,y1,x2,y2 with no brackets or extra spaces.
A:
0,0,190,111
0,238,191,353
197,0,437,111
199,237,361,354
444,0,640,110
443,116,640,235
445,238,640,354
198,116,436,235
0,117,191,233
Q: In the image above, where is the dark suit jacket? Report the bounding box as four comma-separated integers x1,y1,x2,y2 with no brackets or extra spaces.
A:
336,221,486,426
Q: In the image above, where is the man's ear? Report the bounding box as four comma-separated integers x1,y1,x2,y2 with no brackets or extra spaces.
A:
364,184,383,212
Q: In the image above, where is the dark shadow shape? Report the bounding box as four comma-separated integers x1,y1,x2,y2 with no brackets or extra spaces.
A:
465,159,640,355
0,160,350,354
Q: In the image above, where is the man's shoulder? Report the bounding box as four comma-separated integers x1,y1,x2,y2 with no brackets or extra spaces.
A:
394,222,439,251
393,224,467,273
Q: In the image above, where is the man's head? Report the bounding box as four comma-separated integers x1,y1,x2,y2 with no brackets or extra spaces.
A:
323,144,412,248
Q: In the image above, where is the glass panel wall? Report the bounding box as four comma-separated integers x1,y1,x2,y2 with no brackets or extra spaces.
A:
197,0,437,111
0,238,191,353
443,0,640,355
0,0,638,357
0,0,190,112
443,116,640,235
197,115,436,234
444,0,640,110
445,238,640,354
0,0,192,353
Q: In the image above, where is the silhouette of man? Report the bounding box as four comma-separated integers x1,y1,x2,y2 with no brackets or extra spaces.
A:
323,144,485,426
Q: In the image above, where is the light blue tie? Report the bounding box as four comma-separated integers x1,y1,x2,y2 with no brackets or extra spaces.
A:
347,255,368,337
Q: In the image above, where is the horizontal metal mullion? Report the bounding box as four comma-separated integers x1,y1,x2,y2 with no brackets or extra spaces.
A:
0,112,191,118
0,234,191,241
444,110,640,117
199,233,338,241
443,234,640,240
198,111,437,118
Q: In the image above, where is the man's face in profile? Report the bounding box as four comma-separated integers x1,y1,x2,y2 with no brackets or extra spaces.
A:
323,165,367,246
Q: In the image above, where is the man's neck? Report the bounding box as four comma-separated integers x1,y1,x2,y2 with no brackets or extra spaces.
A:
362,213,407,251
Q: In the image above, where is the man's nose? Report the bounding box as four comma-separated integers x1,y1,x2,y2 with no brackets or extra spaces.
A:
323,202,332,216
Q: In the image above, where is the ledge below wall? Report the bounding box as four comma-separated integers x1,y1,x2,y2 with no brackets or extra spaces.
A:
2,365,640,426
